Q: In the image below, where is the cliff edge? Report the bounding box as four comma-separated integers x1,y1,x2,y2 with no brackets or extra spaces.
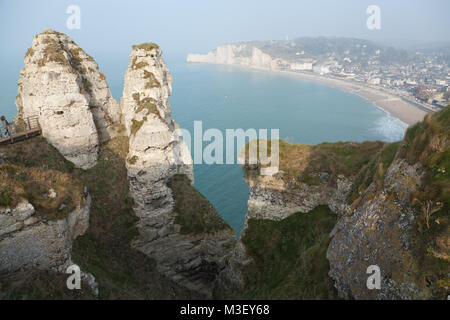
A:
239,107,449,299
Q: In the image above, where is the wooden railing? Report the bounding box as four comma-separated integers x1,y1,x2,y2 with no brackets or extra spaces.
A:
0,116,42,145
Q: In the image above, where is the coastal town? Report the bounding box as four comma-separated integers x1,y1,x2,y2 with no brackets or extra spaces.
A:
188,37,450,115
266,38,450,112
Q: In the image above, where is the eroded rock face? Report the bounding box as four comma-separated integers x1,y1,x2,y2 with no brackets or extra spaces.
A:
15,29,120,169
121,44,238,297
122,44,193,219
243,166,352,226
327,159,431,300
187,44,284,70
0,196,90,273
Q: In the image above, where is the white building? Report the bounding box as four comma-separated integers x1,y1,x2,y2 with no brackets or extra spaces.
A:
313,65,330,74
290,62,313,71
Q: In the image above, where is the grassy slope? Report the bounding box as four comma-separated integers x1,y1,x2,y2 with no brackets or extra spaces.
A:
238,206,338,299
0,137,82,220
168,174,232,235
0,136,200,299
399,107,450,297
244,139,386,185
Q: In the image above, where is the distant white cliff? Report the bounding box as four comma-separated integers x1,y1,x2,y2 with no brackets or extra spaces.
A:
187,44,285,70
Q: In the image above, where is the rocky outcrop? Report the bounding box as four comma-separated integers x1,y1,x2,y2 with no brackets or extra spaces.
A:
187,44,285,70
327,109,449,300
243,167,352,224
327,159,428,299
121,44,238,297
240,108,449,300
15,29,120,169
0,196,90,273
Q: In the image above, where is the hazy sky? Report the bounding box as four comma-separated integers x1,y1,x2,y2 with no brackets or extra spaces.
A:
1,0,449,59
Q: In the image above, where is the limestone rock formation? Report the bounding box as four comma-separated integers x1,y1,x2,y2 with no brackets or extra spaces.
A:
243,167,352,224
121,43,238,297
327,159,428,299
327,109,449,300
187,44,284,70
15,29,120,169
239,108,449,300
0,196,90,273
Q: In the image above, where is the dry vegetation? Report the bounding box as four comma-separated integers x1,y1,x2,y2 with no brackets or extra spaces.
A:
0,137,82,220
132,43,160,51
398,107,450,296
0,136,200,299
244,139,385,185
37,37,70,68
130,56,149,70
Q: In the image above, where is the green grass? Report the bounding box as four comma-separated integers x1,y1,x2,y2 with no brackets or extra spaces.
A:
238,205,338,299
0,187,13,207
168,174,233,235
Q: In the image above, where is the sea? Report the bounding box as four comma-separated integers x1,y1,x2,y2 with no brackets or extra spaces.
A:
0,56,408,237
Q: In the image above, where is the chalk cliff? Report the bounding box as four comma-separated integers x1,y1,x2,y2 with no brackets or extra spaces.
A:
0,146,91,274
239,109,449,299
121,44,239,297
187,44,284,70
0,197,90,274
14,29,120,169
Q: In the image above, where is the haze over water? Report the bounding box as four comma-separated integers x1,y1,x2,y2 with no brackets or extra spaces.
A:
0,59,408,237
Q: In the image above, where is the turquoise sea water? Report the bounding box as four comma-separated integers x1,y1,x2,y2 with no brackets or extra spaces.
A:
0,57,408,237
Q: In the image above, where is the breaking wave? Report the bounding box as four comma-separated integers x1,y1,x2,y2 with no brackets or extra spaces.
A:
373,112,409,142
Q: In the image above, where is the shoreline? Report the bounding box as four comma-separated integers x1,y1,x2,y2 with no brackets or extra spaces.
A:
187,61,431,126
272,70,430,126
